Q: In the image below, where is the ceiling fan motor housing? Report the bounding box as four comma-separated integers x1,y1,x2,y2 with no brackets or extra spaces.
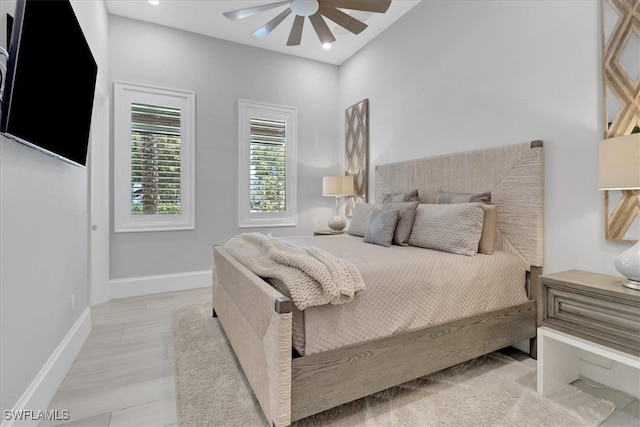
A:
290,0,319,16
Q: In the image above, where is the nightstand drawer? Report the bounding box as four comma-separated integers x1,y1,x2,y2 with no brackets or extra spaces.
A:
539,270,640,357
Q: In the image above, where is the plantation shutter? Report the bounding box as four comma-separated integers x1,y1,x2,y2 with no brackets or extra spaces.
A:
130,103,182,215
249,117,287,212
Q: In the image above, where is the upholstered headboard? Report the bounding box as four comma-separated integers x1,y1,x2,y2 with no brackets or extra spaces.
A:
375,141,544,270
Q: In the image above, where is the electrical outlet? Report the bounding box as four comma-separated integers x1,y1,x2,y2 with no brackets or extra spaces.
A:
70,295,75,312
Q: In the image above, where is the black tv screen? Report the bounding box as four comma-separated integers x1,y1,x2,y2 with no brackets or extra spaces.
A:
1,0,97,167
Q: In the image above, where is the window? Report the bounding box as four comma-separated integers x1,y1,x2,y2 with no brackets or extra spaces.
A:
238,100,297,227
114,82,195,232
249,117,287,212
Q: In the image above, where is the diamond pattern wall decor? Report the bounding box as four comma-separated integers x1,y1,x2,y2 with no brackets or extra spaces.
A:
601,0,640,242
345,99,369,217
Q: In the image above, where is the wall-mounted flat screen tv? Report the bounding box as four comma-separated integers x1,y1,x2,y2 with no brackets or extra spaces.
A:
1,0,98,167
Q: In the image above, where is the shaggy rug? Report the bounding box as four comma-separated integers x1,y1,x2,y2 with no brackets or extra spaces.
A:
172,303,615,427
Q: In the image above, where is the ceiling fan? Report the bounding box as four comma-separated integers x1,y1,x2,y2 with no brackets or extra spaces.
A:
223,0,392,46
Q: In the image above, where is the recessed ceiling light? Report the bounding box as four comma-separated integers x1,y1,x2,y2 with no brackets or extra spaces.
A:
149,0,159,5
322,43,332,50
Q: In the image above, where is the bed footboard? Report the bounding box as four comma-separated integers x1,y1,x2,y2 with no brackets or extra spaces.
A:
213,246,292,427
290,300,536,421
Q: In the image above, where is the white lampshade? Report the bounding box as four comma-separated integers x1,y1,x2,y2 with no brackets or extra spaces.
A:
322,175,354,197
598,134,640,190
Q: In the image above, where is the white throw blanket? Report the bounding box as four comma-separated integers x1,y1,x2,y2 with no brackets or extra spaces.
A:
223,232,365,310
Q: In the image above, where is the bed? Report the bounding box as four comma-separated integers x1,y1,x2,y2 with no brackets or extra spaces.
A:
212,140,544,426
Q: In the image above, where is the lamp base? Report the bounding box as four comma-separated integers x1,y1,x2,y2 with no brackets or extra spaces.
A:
328,216,346,233
622,279,640,291
615,239,640,291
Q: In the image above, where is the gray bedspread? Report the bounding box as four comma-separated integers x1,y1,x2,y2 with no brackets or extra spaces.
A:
278,235,529,355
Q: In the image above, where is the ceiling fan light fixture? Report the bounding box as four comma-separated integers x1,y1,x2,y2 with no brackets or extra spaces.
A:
290,0,319,17
223,0,391,47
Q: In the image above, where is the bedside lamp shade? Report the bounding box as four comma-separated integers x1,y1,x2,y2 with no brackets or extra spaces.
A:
323,175,355,197
322,175,354,233
598,133,640,290
598,134,640,190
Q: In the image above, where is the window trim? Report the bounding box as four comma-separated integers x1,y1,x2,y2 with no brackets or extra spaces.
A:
238,99,297,228
113,81,196,233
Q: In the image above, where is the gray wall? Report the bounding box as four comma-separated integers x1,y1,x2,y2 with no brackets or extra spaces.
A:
109,16,340,280
339,0,622,277
0,0,109,413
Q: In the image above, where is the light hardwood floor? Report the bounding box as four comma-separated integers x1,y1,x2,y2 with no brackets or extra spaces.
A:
45,287,212,427
45,288,638,426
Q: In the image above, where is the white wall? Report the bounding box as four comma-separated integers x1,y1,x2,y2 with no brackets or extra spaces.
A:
108,16,340,281
339,0,625,277
0,0,109,415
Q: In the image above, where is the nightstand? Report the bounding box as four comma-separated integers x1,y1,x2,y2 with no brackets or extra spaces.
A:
313,229,344,236
536,270,640,396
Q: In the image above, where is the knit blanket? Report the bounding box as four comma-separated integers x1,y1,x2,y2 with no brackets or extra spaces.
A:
223,233,365,310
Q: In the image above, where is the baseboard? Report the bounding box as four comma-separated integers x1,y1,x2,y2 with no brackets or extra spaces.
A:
1,308,92,427
109,270,212,299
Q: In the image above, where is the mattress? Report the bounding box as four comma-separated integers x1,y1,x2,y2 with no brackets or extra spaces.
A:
271,234,528,355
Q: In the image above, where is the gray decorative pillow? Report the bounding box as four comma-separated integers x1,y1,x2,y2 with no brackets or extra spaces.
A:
382,189,419,203
347,203,381,237
436,190,491,204
382,201,419,245
364,209,399,247
408,203,484,256
477,204,497,254
436,192,496,254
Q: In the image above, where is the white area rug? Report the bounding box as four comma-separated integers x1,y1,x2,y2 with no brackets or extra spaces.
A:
173,303,615,427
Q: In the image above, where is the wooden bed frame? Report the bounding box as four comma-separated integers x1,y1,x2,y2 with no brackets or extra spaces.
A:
212,141,544,426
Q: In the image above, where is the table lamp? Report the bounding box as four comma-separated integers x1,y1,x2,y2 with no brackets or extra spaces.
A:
598,133,640,290
322,175,354,233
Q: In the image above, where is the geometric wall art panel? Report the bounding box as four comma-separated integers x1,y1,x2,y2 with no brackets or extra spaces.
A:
601,0,640,242
345,98,369,217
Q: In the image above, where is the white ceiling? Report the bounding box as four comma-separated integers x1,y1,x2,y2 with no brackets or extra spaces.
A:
104,0,421,65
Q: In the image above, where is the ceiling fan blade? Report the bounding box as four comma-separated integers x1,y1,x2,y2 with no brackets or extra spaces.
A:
223,1,289,21
319,6,367,34
308,12,336,44
287,15,305,46
252,8,292,38
320,0,391,13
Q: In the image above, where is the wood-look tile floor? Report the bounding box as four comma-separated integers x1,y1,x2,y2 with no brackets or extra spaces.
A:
45,288,639,427
44,287,212,427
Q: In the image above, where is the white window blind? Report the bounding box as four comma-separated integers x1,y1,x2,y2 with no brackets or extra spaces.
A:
114,81,195,233
131,103,182,215
238,99,297,228
249,117,287,213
